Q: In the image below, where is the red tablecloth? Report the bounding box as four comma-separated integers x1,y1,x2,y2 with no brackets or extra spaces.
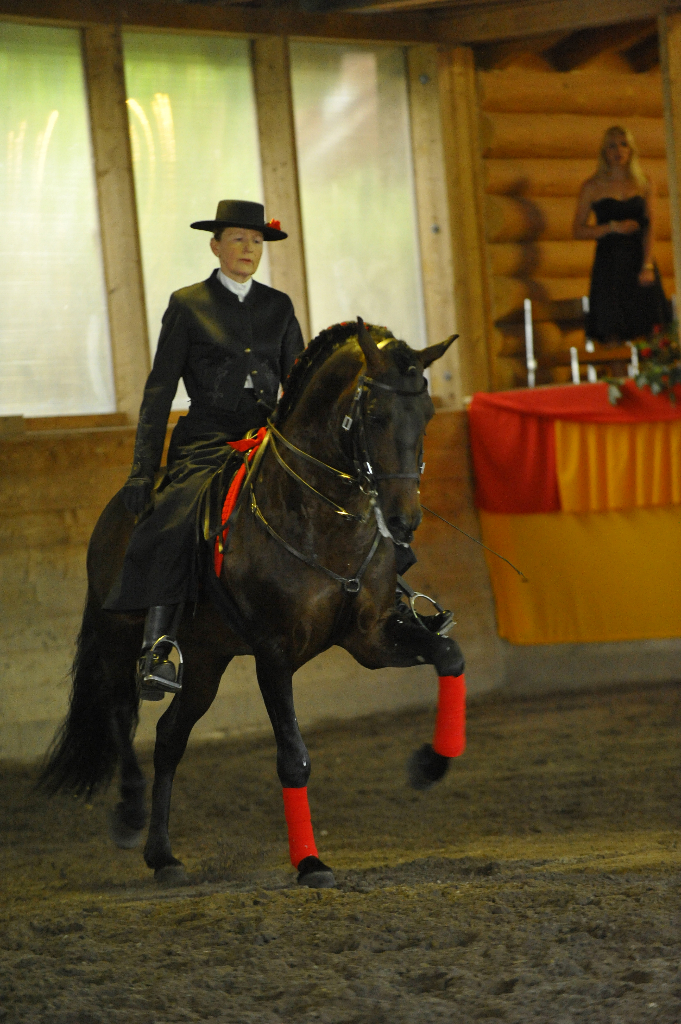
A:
469,382,681,514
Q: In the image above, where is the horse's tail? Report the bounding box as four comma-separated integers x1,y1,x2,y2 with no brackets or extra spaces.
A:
38,590,137,799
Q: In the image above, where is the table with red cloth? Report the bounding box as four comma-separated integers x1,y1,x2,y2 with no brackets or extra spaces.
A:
468,381,681,644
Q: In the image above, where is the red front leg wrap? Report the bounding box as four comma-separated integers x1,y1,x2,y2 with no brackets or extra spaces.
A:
432,674,466,757
282,787,319,867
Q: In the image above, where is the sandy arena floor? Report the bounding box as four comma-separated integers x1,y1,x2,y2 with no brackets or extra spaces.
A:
1,681,679,1024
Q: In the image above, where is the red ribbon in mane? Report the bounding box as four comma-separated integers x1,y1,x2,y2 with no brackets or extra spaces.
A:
214,427,267,577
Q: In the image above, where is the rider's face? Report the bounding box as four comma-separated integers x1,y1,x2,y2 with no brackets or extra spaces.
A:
210,227,263,283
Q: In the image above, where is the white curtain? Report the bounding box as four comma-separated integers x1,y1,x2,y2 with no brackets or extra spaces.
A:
0,23,113,417
123,33,266,409
289,42,426,349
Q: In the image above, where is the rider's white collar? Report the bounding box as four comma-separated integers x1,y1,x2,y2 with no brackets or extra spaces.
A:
217,270,253,302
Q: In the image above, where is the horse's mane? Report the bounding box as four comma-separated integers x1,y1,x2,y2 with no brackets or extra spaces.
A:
274,320,414,426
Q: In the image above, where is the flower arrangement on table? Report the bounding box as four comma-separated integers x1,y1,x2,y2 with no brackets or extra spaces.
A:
607,322,681,404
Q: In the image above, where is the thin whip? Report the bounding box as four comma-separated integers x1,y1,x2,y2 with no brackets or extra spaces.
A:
420,504,528,582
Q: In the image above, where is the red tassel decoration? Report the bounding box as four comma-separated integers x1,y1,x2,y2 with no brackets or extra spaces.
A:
432,674,466,757
282,787,318,867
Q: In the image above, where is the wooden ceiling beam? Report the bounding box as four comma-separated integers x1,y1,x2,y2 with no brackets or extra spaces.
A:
623,31,660,72
338,0,680,48
542,20,654,71
0,0,438,44
0,0,679,49
474,31,565,70
432,0,678,44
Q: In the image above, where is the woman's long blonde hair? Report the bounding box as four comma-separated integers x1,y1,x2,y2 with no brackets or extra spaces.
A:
596,125,648,188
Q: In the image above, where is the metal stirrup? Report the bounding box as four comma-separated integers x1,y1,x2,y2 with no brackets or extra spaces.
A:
396,575,455,634
145,634,184,692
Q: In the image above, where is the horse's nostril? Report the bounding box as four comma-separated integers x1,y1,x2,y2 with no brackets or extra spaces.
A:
388,517,414,543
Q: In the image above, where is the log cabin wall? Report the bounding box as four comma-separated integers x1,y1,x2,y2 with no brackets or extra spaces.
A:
476,33,672,390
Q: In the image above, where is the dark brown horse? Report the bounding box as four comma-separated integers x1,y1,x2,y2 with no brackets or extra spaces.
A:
40,319,465,887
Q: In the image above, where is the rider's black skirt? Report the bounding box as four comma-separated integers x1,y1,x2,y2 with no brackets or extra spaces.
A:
103,392,268,612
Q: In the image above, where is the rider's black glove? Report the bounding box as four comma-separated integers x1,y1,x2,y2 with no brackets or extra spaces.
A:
122,476,153,516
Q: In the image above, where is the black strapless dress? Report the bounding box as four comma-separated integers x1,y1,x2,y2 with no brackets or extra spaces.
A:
586,196,671,342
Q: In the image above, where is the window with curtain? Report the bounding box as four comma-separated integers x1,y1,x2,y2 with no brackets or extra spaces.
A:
289,42,426,348
0,23,114,417
122,33,266,408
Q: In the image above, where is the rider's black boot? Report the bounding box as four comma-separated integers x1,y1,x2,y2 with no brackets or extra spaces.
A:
137,604,184,701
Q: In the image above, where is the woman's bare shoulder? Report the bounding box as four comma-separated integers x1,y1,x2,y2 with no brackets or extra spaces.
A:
578,175,601,199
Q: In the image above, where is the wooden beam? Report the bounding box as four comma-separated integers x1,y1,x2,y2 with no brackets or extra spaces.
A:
480,112,666,159
252,37,311,343
543,20,653,72
623,31,660,72
474,32,565,71
659,11,681,307
406,45,460,407
437,46,493,396
478,69,664,117
82,25,150,423
360,0,677,46
484,158,669,197
0,0,440,44
4,0,678,48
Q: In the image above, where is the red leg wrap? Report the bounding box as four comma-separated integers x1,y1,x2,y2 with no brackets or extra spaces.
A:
432,674,466,757
282,787,318,867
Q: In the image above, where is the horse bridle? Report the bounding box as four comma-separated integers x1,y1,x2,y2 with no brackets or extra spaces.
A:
342,373,428,486
248,371,428,593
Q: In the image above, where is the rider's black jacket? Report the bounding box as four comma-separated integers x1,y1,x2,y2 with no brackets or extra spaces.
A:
130,270,304,481
103,271,304,612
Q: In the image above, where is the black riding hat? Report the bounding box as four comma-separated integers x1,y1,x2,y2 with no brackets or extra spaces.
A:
190,200,287,240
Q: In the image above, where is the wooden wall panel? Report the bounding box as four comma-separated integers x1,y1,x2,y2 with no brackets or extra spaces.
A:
406,45,460,408
82,25,150,421
659,12,681,307
252,36,310,343
437,46,492,398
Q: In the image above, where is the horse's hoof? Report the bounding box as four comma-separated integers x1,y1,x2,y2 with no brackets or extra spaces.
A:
154,863,190,887
108,805,145,849
407,743,450,791
297,855,336,889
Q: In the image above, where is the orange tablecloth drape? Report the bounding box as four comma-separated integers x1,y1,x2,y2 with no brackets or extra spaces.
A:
480,507,681,645
555,420,681,513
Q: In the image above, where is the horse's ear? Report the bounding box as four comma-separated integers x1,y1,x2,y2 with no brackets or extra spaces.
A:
419,334,459,369
355,316,387,375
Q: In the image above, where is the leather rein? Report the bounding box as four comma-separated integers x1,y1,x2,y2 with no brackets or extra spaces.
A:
249,373,428,594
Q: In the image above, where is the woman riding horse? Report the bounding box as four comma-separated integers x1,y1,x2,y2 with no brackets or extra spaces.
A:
104,200,304,699
107,200,448,702
41,317,465,888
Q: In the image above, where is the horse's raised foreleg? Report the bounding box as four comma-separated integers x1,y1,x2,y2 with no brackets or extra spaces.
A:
143,649,230,885
386,609,467,790
346,607,466,791
254,649,336,889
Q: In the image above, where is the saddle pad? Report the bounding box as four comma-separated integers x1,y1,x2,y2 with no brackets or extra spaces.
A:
214,427,267,577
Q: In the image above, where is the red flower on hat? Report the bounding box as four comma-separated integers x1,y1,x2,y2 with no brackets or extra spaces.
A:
267,219,281,231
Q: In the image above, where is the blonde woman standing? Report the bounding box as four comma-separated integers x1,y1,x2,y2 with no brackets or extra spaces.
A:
573,125,670,343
